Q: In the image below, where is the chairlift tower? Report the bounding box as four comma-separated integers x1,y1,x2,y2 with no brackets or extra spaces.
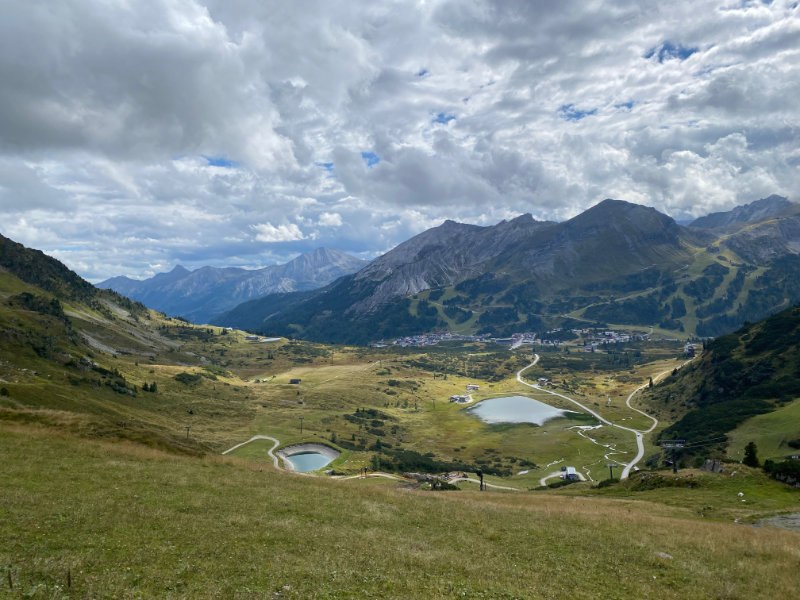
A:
661,440,686,474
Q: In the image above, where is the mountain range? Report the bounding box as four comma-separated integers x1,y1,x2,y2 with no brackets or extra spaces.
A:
4,224,800,465
211,195,800,344
97,247,367,324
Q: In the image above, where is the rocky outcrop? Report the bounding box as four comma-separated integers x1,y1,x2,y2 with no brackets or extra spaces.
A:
721,214,800,265
350,215,551,311
700,459,725,473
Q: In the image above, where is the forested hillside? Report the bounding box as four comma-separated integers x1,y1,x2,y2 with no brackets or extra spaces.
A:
653,304,800,458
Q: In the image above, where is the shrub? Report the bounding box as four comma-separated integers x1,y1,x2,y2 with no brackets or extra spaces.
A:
596,478,620,488
175,372,203,386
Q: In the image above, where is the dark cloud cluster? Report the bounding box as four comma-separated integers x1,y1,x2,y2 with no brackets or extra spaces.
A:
0,0,797,280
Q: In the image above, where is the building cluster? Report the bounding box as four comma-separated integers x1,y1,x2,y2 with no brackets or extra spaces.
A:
450,384,480,404
387,327,651,349
392,332,490,347
561,466,580,481
579,329,648,351
449,394,471,404
495,332,538,346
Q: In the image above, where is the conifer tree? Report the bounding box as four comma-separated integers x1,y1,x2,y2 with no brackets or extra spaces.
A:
743,442,759,467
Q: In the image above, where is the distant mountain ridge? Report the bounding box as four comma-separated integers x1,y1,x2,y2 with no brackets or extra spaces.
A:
689,195,793,230
212,199,696,341
213,196,800,344
98,247,367,324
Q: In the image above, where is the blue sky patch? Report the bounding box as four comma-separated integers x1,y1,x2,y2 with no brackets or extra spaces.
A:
433,112,456,124
559,104,597,121
203,155,239,168
615,101,634,111
416,68,428,77
645,41,698,63
316,162,336,178
361,152,380,167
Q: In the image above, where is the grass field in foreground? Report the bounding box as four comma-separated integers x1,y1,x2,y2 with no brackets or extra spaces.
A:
2,424,799,600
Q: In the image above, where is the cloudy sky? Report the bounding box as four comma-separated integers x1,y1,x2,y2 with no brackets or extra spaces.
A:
1,0,798,281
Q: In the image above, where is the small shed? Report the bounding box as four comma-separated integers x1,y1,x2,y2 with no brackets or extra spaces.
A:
563,466,580,481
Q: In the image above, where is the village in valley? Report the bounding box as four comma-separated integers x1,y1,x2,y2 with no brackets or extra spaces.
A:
384,326,674,351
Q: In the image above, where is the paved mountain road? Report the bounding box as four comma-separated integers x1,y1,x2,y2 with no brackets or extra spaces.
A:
517,354,683,479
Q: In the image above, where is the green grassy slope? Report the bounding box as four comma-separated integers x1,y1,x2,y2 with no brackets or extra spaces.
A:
2,424,798,600
726,398,800,462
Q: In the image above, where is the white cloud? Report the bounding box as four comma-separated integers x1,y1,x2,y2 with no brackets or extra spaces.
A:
0,0,797,280
318,212,343,227
251,222,307,243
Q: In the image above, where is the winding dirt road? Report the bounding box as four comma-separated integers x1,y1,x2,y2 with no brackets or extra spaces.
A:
518,355,645,479
518,357,642,478
518,354,693,479
222,435,281,468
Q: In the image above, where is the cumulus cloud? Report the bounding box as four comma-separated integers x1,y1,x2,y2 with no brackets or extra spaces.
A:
318,212,343,227
0,0,797,280
251,222,307,243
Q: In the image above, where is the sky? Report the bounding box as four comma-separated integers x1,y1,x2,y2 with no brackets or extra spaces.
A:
1,0,798,282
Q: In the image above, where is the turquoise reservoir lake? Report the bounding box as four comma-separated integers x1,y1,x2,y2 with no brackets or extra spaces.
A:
467,395,575,425
284,452,334,472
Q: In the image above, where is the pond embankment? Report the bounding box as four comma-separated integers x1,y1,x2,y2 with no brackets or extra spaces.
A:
276,443,340,472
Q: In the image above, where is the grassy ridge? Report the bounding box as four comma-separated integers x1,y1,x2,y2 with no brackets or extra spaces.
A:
2,424,799,600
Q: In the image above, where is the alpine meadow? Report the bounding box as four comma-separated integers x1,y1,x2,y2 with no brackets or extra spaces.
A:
2,2,800,599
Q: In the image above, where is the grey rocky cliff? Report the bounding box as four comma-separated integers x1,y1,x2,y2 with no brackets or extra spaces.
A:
350,214,551,311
